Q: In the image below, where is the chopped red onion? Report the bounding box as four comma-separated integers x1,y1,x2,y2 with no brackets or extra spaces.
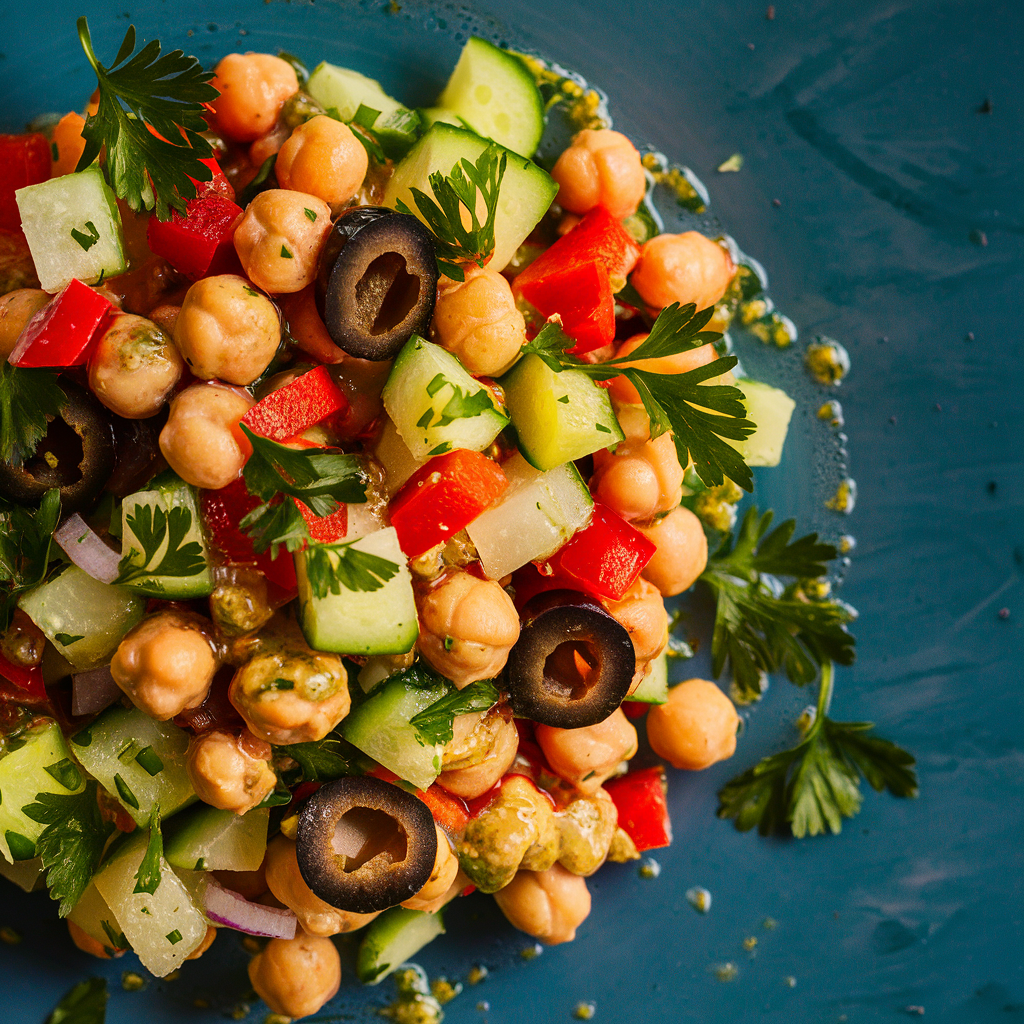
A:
72,665,123,717
203,880,297,940
54,514,121,584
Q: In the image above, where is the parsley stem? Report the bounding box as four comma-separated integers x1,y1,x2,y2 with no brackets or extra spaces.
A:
816,661,834,721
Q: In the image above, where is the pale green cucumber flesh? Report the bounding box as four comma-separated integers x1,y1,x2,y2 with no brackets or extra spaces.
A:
356,907,446,984
630,652,669,704
163,805,269,872
729,378,796,467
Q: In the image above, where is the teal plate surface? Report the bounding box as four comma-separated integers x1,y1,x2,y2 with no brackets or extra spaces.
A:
1,1,1021,1021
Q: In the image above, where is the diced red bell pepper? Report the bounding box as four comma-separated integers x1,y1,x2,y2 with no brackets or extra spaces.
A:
604,766,673,852
621,701,650,720
0,651,46,701
8,278,113,367
295,499,348,544
367,765,471,835
242,366,350,443
0,133,51,231
540,502,657,602
516,260,616,354
192,156,235,200
389,449,508,558
146,191,242,281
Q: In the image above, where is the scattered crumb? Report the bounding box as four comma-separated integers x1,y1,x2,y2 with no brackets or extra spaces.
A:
686,887,712,914
762,918,777,930
772,198,781,207
521,943,544,960
467,965,489,986
573,1002,597,1020
766,5,775,19
717,153,744,173
976,98,992,113
476,1001,491,1012
121,972,146,992
713,963,739,982
784,976,797,988
998,608,1010,620
639,858,661,879
742,936,758,952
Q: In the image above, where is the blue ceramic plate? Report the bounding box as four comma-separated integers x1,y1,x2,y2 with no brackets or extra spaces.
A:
1,1,1021,1022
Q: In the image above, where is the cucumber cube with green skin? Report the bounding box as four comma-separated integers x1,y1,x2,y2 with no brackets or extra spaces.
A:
15,163,127,293
382,335,508,460
18,565,145,671
93,828,208,976
356,907,446,984
500,352,625,470
163,805,269,872
0,719,85,861
728,378,796,467
630,652,669,704
296,526,418,656
383,123,557,272
70,705,196,826
342,673,449,790
465,453,594,580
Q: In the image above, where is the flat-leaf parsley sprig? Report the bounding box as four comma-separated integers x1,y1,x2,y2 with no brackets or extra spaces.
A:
77,17,219,220
115,504,205,588
396,144,507,281
303,541,401,600
0,362,66,467
521,302,756,490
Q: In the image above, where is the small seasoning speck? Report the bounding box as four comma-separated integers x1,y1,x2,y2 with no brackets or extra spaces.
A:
231,1004,251,1021
903,1008,925,1017
748,42,756,50
714,962,739,982
467,965,489,985
762,917,778,930
0,926,22,945
686,886,712,913
976,98,992,113
265,1015,292,1024
476,1002,491,1012
772,198,781,207
573,1002,597,1020
521,943,544,960
934,403,942,412
838,535,856,555
121,972,146,992
785,976,797,988
889,415,898,425
432,978,462,1005
998,608,1010,620
193,998,210,1009
969,229,988,247
766,5,775,19
742,936,758,951
639,857,661,879
717,153,744,173
965,332,975,341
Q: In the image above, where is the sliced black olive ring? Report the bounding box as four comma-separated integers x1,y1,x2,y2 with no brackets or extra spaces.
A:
505,589,636,729
295,775,438,914
315,206,438,362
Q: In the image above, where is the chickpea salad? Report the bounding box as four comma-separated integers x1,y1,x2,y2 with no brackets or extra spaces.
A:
0,19,916,1023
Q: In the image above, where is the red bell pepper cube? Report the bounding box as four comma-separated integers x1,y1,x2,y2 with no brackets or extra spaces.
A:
241,366,350,443
0,133,51,231
146,191,242,281
296,499,348,544
192,155,235,200
516,260,615,354
0,651,46,701
8,279,113,367
604,766,673,852
389,449,509,558
540,502,656,601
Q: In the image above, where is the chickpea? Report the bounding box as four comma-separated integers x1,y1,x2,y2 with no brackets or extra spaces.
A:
186,728,278,814
265,834,379,936
607,331,716,406
550,128,646,220
401,825,460,911
67,920,124,959
493,864,591,945
631,231,736,312
637,506,708,597
248,931,341,1019
213,864,268,901
436,707,519,800
536,708,638,795
147,303,180,336
230,647,350,745
591,429,684,522
275,115,369,211
646,678,739,770
249,121,291,169
417,571,520,689
233,190,332,295
50,111,87,177
0,288,48,359
110,610,218,720
211,53,299,143
87,313,184,419
159,383,254,490
602,577,669,688
175,274,281,384
431,264,526,376
556,787,617,876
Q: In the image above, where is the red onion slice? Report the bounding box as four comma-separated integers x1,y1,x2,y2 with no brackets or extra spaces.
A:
203,880,297,939
54,514,121,584
72,665,123,717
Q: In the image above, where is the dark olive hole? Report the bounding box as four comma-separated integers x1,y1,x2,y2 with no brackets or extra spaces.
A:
355,252,421,336
544,640,601,702
22,417,85,487
333,807,408,871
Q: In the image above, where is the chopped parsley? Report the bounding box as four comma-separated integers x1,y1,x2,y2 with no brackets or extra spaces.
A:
44,977,108,1024
0,360,67,466
410,680,500,746
303,540,401,599
70,220,100,251
133,806,163,895
115,503,205,588
0,487,61,630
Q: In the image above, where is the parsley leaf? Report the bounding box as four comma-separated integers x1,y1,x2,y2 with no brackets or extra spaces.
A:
276,733,358,783
240,496,313,560
0,488,61,630
115,504,205,587
0,361,67,466
76,18,219,220
396,144,506,280
409,680,500,746
717,663,917,837
22,782,113,916
44,977,108,1024
303,540,401,599
134,806,163,895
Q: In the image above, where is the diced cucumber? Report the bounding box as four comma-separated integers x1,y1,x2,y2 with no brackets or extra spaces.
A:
438,37,544,157
341,672,449,790
164,805,269,872
120,471,213,598
0,854,44,892
0,719,85,861
306,62,422,158
728,378,796,467
629,651,669,704
93,828,208,976
295,527,418,656
67,881,127,954
356,906,445,984
500,353,624,470
15,164,127,293
18,565,145,671
383,123,557,272
418,106,465,130
70,705,196,826
465,453,593,580
374,416,427,496
382,335,508,461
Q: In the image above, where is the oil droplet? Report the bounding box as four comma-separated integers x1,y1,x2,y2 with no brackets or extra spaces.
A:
686,886,712,913
467,965,489,985
825,477,857,514
805,338,851,385
713,962,739,982
817,400,844,428
477,1002,491,1013
521,943,544,960
838,535,856,555
639,857,661,879
573,1001,597,1019
784,976,797,988
796,705,817,734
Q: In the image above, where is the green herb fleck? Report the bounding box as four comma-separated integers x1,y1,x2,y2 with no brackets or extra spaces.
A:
70,220,100,251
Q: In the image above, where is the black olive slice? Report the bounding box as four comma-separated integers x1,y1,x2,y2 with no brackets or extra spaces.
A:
296,775,437,914
506,589,636,729
0,380,115,514
315,206,438,361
